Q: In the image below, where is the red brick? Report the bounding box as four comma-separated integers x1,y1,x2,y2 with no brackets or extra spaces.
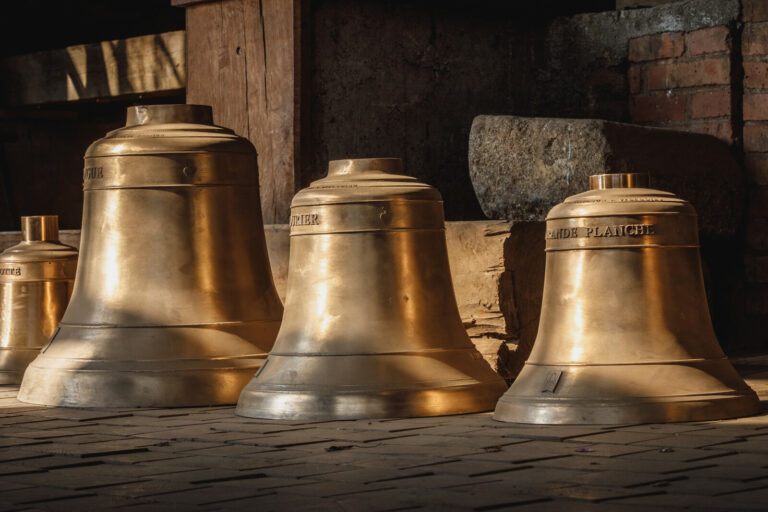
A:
628,65,644,94
689,89,731,119
744,61,768,90
746,152,768,186
646,58,730,90
745,93,768,120
744,0,768,22
630,94,686,123
685,26,730,56
629,32,684,62
684,121,733,144
745,124,768,152
744,22,768,56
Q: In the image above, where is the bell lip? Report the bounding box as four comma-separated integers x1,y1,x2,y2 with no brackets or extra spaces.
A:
235,381,507,421
492,391,762,425
589,173,650,190
126,104,213,126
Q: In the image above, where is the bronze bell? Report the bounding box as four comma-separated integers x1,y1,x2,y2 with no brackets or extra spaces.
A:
0,216,77,383
236,158,507,420
494,173,760,424
18,104,283,407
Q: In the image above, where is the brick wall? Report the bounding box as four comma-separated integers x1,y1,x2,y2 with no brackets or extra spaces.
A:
628,26,735,144
743,0,768,324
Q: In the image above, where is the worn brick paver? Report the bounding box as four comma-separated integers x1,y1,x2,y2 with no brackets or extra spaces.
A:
0,384,767,510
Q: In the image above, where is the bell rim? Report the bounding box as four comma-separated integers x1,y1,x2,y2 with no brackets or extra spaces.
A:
235,381,508,421
492,391,762,425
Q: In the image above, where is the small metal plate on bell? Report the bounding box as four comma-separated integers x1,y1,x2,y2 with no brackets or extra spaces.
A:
40,327,61,354
541,370,563,394
253,358,269,379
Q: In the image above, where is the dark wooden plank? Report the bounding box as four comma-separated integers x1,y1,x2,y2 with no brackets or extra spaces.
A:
186,0,248,143
243,0,299,224
0,31,186,106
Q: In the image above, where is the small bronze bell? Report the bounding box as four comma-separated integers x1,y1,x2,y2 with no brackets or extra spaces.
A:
0,216,77,384
18,104,283,407
494,173,760,424
236,158,507,420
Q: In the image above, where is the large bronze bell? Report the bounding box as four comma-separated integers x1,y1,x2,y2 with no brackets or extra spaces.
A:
0,216,77,384
18,104,283,407
236,158,507,420
494,173,760,424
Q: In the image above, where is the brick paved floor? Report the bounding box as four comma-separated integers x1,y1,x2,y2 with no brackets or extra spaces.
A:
1,366,768,511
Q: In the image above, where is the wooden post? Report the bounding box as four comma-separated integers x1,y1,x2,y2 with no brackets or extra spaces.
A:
182,0,300,224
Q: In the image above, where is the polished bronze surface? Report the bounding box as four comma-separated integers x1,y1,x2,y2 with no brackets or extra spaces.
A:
18,105,283,407
494,173,760,424
236,158,507,421
0,216,77,384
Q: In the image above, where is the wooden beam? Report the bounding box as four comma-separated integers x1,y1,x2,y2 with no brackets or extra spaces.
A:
185,0,299,224
1,30,186,106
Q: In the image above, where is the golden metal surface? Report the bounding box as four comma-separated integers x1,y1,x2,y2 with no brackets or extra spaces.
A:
236,158,507,420
18,105,283,407
494,173,760,424
0,216,77,384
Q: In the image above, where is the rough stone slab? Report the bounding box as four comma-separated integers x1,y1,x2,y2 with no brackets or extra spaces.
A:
469,115,744,238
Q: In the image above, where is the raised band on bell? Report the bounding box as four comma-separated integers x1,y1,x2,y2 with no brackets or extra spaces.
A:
493,173,760,425
236,158,507,420
17,104,283,408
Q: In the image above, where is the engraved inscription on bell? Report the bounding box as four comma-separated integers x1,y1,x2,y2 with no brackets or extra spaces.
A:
84,167,103,180
290,213,320,226
546,224,657,240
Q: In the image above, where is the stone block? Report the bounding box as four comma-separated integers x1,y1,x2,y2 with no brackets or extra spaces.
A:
444,220,545,379
468,115,744,238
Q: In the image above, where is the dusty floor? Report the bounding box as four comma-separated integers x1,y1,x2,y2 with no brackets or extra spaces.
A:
1,365,768,511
